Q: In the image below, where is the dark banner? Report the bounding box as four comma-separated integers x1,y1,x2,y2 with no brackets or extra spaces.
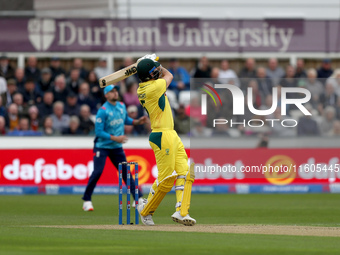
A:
0,18,339,52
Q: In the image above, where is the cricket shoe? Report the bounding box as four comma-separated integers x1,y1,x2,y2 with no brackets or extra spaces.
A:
83,201,94,211
171,211,196,226
137,198,155,226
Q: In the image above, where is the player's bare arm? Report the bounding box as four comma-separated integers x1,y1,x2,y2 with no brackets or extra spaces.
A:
160,67,173,88
110,135,128,143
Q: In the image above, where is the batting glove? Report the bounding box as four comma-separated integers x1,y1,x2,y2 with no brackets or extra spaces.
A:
137,53,158,63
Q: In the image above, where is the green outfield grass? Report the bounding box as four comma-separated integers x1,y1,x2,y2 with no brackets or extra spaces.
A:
1,194,340,254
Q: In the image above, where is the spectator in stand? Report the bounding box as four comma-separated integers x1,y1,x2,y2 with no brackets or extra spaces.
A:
259,94,275,119
66,68,84,94
205,88,234,128
24,56,40,82
53,74,69,103
257,134,269,148
271,108,296,137
14,67,25,90
280,65,297,87
18,118,30,131
266,58,285,86
0,55,15,79
168,58,190,96
94,56,113,79
326,69,340,96
12,92,29,118
305,68,324,108
248,79,263,109
0,76,6,98
28,105,40,131
295,79,309,103
174,104,191,135
50,101,70,133
38,67,53,92
318,82,338,114
297,104,320,136
317,59,333,82
297,115,320,136
21,79,42,106
6,103,19,131
256,67,273,99
62,115,82,135
0,116,6,135
124,105,139,136
0,79,5,95
192,56,211,78
210,67,220,84
218,60,240,87
328,120,340,136
122,56,134,68
188,95,207,126
10,117,29,132
79,104,94,135
212,118,231,137
335,97,340,120
123,80,140,107
37,91,54,118
239,58,257,91
319,106,336,136
294,59,307,78
87,70,102,102
64,92,80,116
191,119,212,137
124,105,146,135
87,70,99,89
2,79,17,106
49,56,65,81
78,82,97,114
72,58,88,80
0,97,6,117
41,116,57,136
7,117,42,136
239,58,257,78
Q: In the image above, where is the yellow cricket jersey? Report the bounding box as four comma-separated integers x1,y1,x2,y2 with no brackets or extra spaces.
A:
137,79,174,131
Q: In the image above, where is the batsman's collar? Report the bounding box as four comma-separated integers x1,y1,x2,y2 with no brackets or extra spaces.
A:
104,85,120,95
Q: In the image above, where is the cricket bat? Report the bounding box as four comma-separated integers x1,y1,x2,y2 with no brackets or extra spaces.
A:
99,56,159,88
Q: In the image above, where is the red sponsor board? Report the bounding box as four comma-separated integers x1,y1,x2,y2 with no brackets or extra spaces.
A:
192,148,340,185
0,148,339,186
0,149,158,186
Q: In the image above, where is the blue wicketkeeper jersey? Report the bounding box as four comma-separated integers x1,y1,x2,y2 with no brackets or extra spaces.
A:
94,101,133,149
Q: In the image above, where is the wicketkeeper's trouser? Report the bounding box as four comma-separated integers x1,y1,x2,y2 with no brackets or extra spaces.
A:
82,147,143,201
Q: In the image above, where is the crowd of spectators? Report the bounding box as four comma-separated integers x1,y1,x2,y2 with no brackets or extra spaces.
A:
0,54,339,137
0,55,102,136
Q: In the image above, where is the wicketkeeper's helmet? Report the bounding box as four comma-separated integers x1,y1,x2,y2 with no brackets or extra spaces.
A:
137,59,162,82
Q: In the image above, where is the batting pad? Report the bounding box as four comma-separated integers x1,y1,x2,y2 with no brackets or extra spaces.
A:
141,174,177,216
175,176,185,211
180,163,195,217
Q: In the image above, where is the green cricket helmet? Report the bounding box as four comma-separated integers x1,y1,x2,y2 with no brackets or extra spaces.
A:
136,59,162,82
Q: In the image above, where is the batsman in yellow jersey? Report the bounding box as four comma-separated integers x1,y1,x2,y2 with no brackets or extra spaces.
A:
136,58,196,226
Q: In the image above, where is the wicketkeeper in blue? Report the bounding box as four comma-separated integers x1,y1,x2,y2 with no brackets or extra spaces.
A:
82,85,146,211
